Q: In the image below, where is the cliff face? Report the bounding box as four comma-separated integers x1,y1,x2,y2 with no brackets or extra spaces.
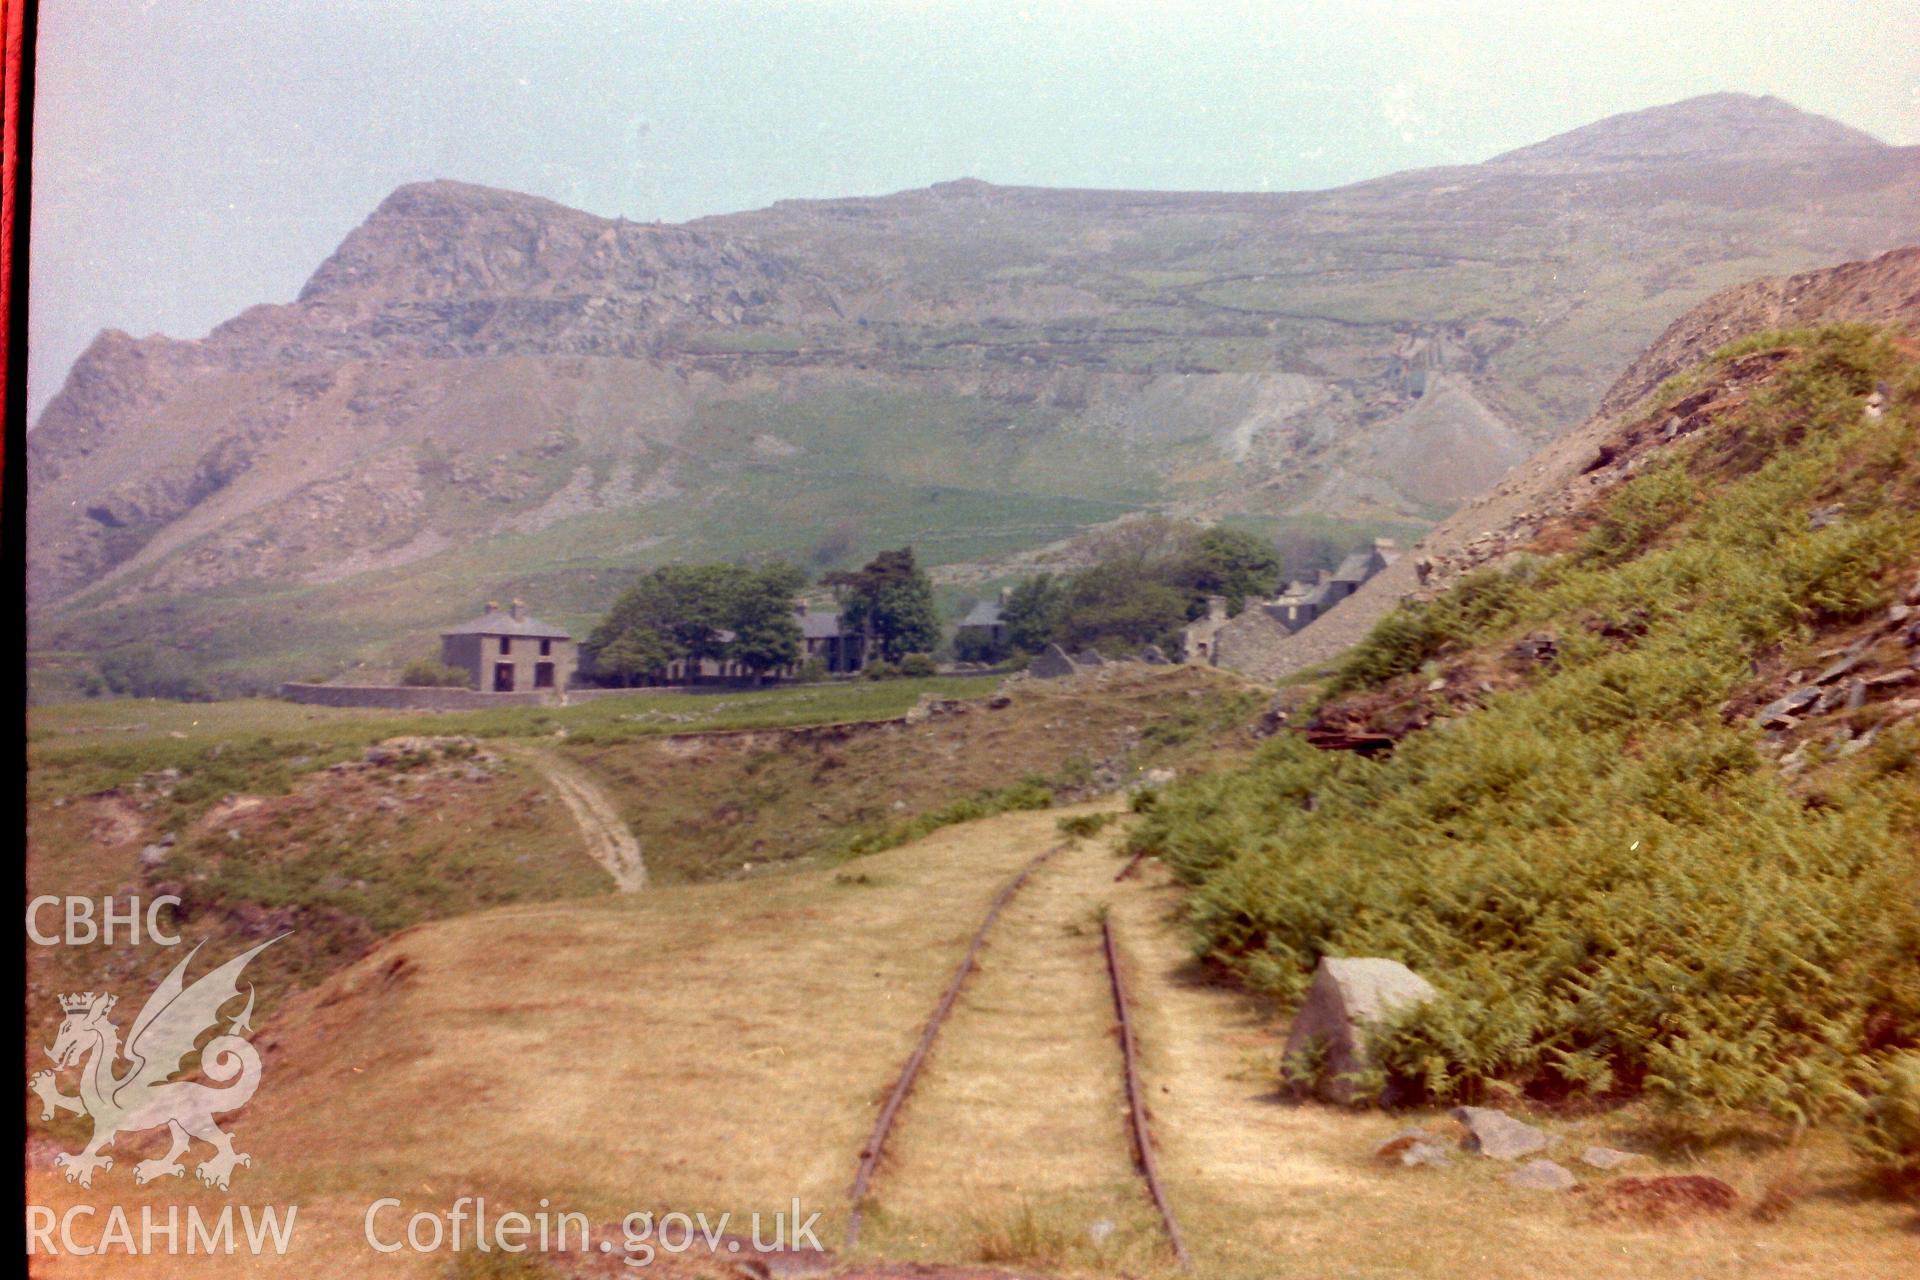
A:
26,96,1920,686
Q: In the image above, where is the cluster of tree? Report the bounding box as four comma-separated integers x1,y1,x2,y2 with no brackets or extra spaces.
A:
83,644,217,702
823,547,939,663
996,521,1283,659
582,547,942,685
583,562,810,686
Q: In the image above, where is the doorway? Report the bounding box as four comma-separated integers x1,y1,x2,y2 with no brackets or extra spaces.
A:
493,662,515,692
534,661,555,689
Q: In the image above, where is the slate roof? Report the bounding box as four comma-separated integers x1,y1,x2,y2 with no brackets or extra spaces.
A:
440,610,572,639
797,609,849,640
1331,551,1378,584
958,599,1005,628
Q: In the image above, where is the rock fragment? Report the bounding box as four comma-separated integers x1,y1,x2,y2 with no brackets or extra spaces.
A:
1452,1106,1549,1160
1505,1158,1575,1191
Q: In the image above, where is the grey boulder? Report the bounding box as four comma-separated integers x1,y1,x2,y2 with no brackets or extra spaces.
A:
1453,1106,1549,1160
1281,957,1438,1104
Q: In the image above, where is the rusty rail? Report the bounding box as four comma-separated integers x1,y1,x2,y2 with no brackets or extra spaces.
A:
1103,916,1192,1270
1113,848,1150,882
844,841,1068,1250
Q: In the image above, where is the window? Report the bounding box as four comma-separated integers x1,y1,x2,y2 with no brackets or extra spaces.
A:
540,638,552,656
500,636,512,655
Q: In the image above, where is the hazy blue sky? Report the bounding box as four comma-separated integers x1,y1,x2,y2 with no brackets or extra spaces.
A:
28,0,1920,415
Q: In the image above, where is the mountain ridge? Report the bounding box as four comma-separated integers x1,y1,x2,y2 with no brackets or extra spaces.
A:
27,94,1920,691
1489,92,1884,168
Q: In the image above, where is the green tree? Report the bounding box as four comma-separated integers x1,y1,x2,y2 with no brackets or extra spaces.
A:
591,631,673,687
95,644,215,701
825,547,939,664
1001,574,1065,654
726,563,808,681
1168,526,1284,616
1054,561,1189,652
585,561,805,684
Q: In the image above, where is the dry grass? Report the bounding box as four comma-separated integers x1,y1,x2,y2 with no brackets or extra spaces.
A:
856,818,1165,1273
25,805,1094,1277
1105,864,1920,1280
25,804,1920,1278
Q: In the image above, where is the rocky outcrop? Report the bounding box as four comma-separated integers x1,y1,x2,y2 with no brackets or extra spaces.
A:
1598,244,1920,420
1503,1158,1575,1191
1028,644,1081,680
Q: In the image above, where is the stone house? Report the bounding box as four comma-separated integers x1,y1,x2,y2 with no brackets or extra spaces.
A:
799,607,869,674
954,593,1009,656
441,600,576,693
640,606,868,684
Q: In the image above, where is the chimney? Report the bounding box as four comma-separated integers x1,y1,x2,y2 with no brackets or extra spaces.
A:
510,598,526,622
1207,595,1228,621
486,600,500,613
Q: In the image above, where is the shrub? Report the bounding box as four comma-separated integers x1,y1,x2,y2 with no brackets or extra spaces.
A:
899,652,938,677
951,628,1007,664
95,644,216,701
1324,567,1528,695
400,659,473,688
1056,812,1115,839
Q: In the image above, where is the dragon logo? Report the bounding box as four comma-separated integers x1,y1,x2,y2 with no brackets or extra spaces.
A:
30,936,283,1190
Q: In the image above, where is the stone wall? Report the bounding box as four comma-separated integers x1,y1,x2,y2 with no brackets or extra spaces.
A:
280,683,572,710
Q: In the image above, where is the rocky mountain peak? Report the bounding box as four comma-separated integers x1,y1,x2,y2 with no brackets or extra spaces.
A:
1489,93,1884,169
293,177,795,308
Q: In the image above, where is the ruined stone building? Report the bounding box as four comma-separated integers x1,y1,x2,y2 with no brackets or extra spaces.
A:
1180,595,1231,664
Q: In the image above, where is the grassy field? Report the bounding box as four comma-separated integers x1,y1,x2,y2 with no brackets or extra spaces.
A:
29,676,1001,767
24,665,1261,1055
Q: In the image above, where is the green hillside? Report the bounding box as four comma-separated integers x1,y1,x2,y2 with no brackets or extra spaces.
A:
1129,325,1920,1173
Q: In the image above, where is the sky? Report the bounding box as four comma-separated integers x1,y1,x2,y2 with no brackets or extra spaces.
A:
27,0,1920,416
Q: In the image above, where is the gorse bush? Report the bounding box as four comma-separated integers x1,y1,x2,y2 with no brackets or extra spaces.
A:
1129,327,1920,1129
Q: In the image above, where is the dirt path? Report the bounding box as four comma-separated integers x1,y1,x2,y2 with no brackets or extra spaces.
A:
507,746,647,891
